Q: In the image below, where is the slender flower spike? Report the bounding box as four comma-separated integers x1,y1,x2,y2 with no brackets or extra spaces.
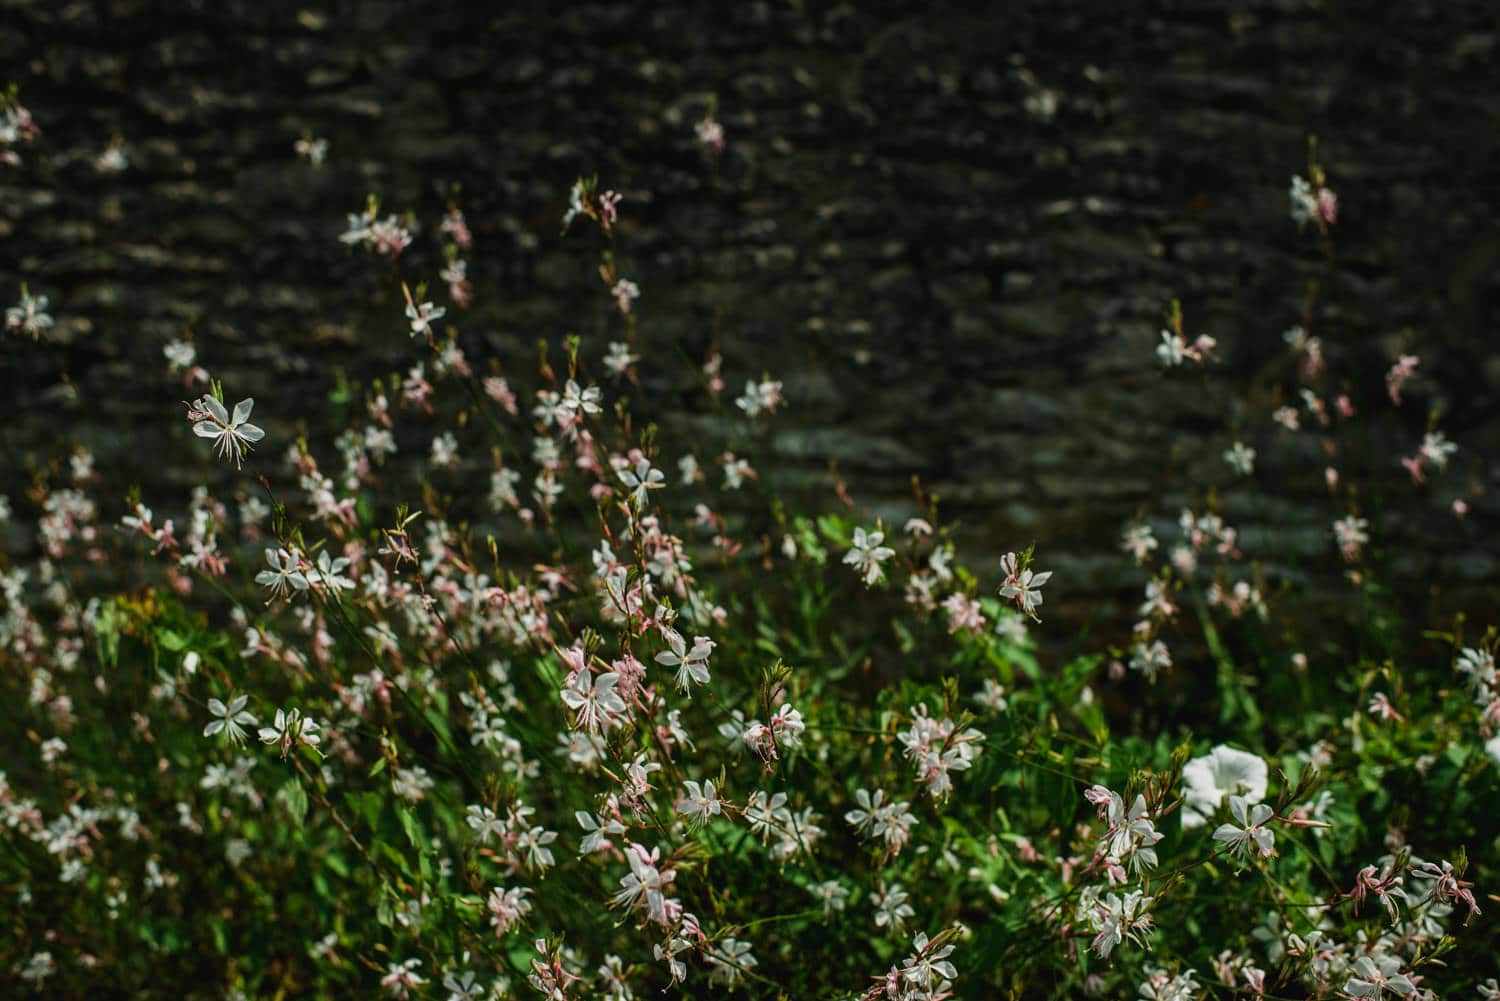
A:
190,395,265,468
1213,794,1275,860
203,695,257,745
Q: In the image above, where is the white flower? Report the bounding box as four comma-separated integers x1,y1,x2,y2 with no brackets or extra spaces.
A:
1212,794,1275,859
735,378,784,418
258,707,321,758
1289,175,1318,225
1122,523,1158,563
381,958,425,998
191,395,265,468
873,883,915,931
406,298,446,338
618,458,665,507
1223,441,1256,476
654,633,713,691
1181,744,1267,829
294,136,329,165
809,879,850,916
486,885,533,937
1343,955,1415,999
675,779,723,826
604,341,638,376
1156,330,1185,366
254,548,309,600
560,670,626,733
844,526,895,586
313,550,355,591
203,695,257,745
5,289,54,338
998,551,1052,619
163,338,196,371
1420,430,1457,470
706,937,757,988
576,809,626,854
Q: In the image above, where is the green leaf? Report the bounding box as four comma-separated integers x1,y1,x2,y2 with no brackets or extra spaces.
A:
96,599,122,669
398,806,422,850
158,628,190,652
281,779,309,829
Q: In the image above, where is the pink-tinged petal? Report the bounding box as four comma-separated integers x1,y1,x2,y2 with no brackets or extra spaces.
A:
231,398,255,426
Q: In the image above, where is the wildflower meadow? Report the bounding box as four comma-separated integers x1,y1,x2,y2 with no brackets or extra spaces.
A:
2,15,1499,1001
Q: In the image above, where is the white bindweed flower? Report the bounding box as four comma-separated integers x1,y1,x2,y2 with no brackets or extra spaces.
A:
190,395,265,468
203,695,257,745
1181,744,1268,829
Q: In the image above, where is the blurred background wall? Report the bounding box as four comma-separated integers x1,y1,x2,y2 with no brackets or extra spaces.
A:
3,0,1497,633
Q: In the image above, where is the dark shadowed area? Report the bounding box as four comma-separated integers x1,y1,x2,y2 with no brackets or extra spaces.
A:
4,0,1498,641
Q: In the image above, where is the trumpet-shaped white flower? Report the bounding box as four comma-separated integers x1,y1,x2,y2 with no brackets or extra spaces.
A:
1181,744,1267,829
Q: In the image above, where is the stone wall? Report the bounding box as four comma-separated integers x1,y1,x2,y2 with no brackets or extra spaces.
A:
3,0,1497,634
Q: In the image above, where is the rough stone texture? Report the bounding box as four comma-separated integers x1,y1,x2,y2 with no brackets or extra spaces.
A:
2,0,1498,635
